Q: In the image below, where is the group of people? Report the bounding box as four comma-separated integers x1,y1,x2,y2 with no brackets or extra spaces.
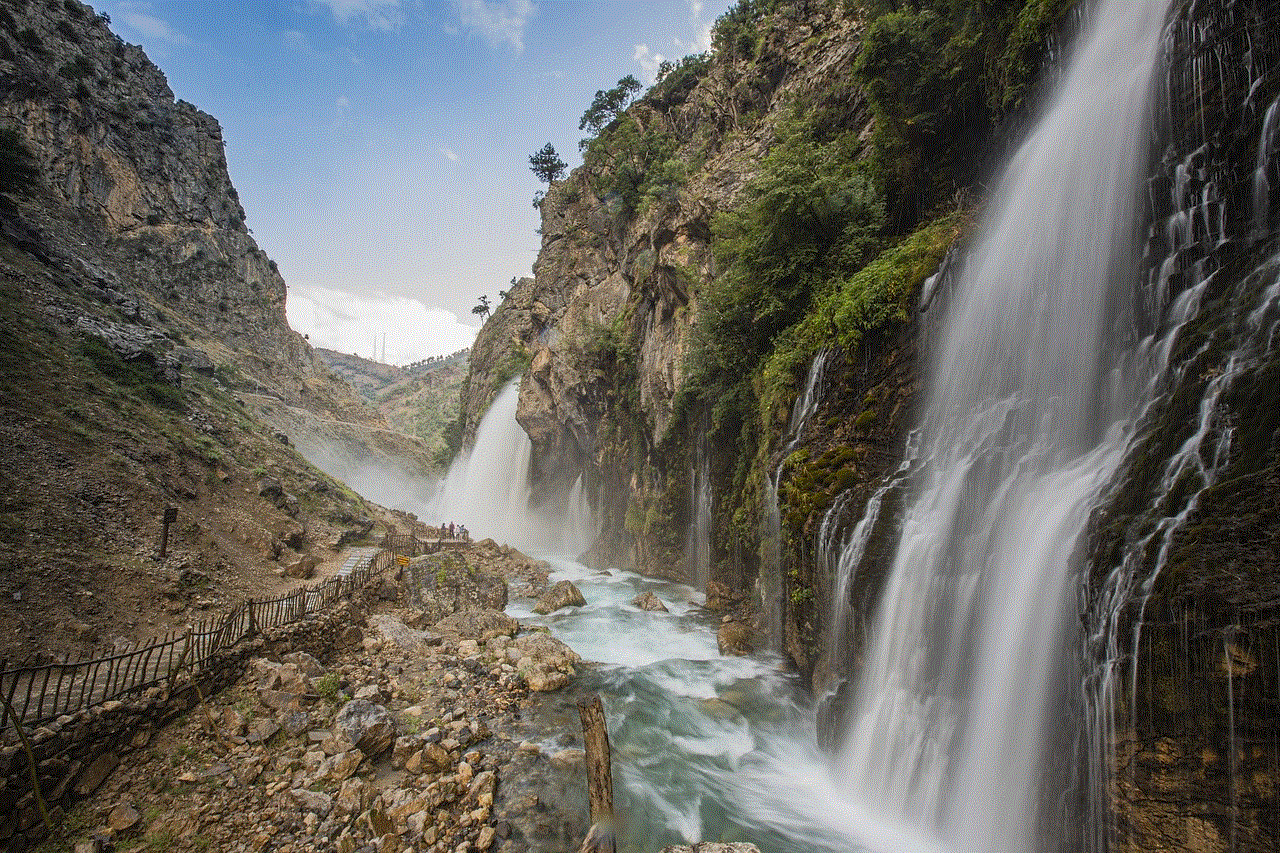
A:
439,521,469,541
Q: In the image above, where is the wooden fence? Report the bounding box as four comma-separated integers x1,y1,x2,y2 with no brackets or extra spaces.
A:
0,540,422,735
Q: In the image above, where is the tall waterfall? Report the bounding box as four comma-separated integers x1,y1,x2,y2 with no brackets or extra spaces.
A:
760,350,831,647
829,2,1174,852
430,382,597,557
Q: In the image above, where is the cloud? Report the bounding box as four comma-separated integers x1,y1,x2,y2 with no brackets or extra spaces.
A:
689,0,704,17
440,148,459,162
633,43,667,85
118,5,189,45
312,0,403,31
286,286,478,365
449,0,534,51
283,29,322,58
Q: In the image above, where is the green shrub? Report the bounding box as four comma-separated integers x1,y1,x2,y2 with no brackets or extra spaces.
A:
76,336,187,413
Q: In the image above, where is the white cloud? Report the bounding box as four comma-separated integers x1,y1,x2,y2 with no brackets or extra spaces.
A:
313,0,403,31
689,0,704,18
449,0,534,52
633,43,667,85
440,148,459,162
287,286,477,365
283,29,322,58
118,6,189,45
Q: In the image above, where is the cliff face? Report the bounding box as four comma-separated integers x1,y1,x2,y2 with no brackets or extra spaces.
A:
1,0,369,416
0,0,422,658
461,3,867,575
1082,2,1280,849
461,0,1280,849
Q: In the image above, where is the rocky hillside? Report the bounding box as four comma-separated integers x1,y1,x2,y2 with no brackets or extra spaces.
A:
0,0,428,659
316,347,468,465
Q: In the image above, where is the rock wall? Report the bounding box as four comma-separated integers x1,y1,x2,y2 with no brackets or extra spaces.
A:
1084,1,1280,850
461,3,866,574
0,0,356,412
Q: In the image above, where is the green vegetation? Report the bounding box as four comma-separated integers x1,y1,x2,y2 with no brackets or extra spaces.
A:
849,0,1077,221
678,107,886,437
76,336,187,414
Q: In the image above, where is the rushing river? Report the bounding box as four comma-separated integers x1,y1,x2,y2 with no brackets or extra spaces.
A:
506,555,866,853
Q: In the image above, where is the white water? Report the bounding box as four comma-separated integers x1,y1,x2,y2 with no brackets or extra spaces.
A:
768,3,1176,852
760,350,831,647
430,382,597,557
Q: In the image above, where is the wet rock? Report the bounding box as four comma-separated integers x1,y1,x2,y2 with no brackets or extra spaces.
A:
631,592,668,612
334,699,396,758
717,616,752,657
532,580,586,615
704,581,735,612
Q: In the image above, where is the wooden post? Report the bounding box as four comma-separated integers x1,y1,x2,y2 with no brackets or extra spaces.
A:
577,694,616,853
160,505,177,559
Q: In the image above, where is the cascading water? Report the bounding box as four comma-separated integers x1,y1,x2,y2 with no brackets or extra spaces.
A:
687,424,714,591
430,382,597,556
760,350,831,647
765,2,1177,851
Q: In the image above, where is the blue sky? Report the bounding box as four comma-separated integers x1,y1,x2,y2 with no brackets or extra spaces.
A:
95,0,733,363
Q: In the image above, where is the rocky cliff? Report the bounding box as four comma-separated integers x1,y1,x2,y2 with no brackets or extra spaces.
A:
459,0,1280,849
0,0,429,658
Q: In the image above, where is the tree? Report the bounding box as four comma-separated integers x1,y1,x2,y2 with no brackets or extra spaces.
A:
529,143,566,184
578,75,642,138
472,295,491,320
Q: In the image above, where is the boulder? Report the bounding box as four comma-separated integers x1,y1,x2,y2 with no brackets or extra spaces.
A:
283,554,319,579
631,592,668,612
532,580,586,615
717,616,753,657
435,608,518,640
334,699,396,758
704,581,735,611
512,632,581,691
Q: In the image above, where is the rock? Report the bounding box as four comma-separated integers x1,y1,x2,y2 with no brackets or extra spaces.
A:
107,802,140,832
368,613,443,653
335,778,369,816
281,651,325,677
74,752,119,796
661,845,761,853
631,592,668,612
290,789,333,817
277,708,310,737
717,617,753,656
334,699,396,758
476,825,496,850
247,718,281,744
325,749,365,782
532,580,586,614
283,553,320,579
512,632,581,691
435,608,517,640
704,581,735,611
353,683,382,701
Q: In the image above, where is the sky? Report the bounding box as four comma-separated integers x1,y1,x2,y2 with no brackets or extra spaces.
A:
95,0,735,365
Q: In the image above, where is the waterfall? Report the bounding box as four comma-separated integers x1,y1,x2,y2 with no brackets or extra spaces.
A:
431,382,597,556
827,2,1174,852
760,350,831,647
687,429,713,591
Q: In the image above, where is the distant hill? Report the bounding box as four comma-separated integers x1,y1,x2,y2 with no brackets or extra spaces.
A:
315,348,468,461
